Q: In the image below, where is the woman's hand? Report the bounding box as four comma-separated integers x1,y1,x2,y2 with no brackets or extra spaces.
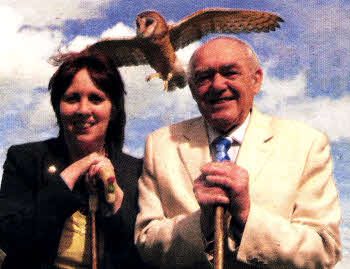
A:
60,152,124,214
60,152,103,189
87,158,124,214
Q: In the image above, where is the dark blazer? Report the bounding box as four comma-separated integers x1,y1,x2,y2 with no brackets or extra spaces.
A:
0,137,148,269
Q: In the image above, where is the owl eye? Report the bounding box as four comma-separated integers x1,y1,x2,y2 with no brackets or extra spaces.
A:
145,18,154,27
136,20,140,28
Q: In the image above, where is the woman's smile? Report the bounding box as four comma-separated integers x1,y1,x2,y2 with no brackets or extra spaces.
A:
59,68,113,151
72,120,95,132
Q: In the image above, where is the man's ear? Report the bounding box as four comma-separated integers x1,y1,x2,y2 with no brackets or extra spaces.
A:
252,68,263,95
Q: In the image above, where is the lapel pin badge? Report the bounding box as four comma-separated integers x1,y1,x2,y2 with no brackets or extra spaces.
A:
48,165,57,174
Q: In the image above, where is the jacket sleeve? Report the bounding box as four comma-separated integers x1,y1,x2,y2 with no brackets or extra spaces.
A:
0,145,81,263
135,133,210,268
233,132,342,268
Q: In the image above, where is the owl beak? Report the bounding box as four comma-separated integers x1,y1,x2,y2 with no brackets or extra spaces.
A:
137,21,145,37
136,17,156,38
136,18,143,36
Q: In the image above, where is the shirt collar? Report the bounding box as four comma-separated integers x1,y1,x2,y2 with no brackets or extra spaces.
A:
207,113,251,145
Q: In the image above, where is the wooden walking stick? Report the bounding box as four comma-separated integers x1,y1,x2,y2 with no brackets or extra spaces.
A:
89,190,99,269
213,137,232,269
214,206,225,269
88,167,117,269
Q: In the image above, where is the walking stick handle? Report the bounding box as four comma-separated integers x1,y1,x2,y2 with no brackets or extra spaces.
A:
98,167,117,204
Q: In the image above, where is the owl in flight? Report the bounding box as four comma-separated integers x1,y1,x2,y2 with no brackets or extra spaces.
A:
88,8,284,91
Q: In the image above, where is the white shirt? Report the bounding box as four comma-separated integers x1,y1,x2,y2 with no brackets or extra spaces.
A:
207,113,250,162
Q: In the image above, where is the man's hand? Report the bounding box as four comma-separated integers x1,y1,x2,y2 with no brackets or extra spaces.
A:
194,161,250,233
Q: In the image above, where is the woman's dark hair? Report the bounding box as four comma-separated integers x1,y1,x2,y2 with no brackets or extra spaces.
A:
48,48,126,151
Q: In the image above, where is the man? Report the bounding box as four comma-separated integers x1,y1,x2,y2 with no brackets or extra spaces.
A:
135,37,342,268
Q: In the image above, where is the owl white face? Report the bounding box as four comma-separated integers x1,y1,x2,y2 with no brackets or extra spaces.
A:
136,16,158,38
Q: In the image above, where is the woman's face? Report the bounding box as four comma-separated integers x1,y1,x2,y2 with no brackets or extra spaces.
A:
59,68,113,151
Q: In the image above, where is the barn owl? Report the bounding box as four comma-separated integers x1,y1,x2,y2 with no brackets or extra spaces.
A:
88,8,284,91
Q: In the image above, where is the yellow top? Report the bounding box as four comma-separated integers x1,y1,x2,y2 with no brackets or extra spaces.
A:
54,210,91,269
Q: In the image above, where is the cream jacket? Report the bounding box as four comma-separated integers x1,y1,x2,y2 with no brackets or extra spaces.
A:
135,108,342,269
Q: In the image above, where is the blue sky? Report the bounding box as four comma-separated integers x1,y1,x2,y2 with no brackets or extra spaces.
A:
0,0,349,266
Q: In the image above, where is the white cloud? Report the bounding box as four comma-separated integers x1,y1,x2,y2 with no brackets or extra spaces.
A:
26,93,56,131
120,65,198,122
1,0,117,26
0,6,63,110
61,35,98,53
261,63,307,99
101,22,136,38
60,21,137,53
257,66,350,141
123,143,144,159
120,66,200,125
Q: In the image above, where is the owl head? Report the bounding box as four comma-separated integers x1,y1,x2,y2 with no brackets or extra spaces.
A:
136,11,169,39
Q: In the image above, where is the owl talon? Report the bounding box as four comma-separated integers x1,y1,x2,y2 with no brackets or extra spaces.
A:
164,81,169,91
163,72,174,91
146,73,161,81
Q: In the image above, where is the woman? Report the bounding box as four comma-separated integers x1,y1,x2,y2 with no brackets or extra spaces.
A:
0,49,147,268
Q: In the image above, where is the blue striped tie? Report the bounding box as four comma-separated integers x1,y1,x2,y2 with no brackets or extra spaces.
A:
213,136,232,161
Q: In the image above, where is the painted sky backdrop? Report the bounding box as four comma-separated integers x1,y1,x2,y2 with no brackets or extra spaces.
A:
0,0,349,266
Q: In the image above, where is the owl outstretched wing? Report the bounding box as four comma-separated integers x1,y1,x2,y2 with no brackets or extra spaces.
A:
88,37,149,67
169,8,284,50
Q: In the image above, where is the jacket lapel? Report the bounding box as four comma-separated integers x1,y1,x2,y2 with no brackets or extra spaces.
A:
42,138,70,186
236,108,275,183
178,117,212,182
178,108,275,184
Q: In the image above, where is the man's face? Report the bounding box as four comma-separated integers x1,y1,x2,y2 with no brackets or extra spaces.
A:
189,39,262,133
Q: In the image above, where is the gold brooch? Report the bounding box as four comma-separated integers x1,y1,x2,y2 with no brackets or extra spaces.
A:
48,165,57,174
